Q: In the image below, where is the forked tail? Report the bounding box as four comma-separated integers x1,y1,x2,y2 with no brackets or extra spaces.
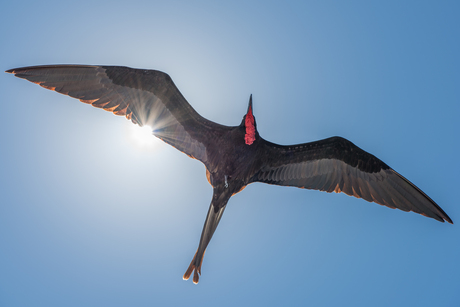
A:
183,187,230,284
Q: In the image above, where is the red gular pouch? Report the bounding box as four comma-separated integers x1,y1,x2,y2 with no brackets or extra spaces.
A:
245,105,256,145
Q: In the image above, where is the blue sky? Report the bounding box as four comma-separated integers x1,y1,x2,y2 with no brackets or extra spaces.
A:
1,1,459,306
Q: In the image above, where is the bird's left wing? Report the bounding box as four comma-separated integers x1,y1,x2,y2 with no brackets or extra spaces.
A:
7,65,225,165
251,136,452,223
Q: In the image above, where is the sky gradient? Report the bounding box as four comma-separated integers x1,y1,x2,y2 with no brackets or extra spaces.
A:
1,1,459,306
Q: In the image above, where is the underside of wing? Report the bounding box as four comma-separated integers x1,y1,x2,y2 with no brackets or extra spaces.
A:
253,136,452,223
7,65,225,165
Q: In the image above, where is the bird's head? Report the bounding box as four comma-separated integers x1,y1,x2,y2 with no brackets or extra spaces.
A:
241,94,257,145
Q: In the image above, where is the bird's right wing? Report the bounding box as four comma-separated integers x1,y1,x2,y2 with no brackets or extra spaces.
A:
7,65,228,166
251,136,452,223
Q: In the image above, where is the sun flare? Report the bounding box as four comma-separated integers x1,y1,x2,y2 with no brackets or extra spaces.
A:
128,124,157,149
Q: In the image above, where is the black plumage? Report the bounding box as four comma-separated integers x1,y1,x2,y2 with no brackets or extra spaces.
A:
6,65,452,284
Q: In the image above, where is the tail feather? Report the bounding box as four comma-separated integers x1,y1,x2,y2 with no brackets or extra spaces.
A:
183,186,231,284
183,250,205,284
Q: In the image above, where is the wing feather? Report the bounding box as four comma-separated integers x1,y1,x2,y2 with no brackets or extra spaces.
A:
7,65,228,165
253,136,452,223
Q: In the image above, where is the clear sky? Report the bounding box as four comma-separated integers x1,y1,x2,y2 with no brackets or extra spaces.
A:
1,1,459,306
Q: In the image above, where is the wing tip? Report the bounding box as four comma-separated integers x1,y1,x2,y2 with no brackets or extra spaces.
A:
388,169,453,224
444,215,453,224
6,65,101,75
424,203,453,224
6,66,38,74
436,206,453,224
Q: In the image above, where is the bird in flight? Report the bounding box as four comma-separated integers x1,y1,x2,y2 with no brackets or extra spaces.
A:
6,65,452,284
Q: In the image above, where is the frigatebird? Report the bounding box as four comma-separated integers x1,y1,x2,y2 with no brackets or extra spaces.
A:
6,65,452,284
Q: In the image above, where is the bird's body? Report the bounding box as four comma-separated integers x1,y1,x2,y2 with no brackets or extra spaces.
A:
6,65,452,284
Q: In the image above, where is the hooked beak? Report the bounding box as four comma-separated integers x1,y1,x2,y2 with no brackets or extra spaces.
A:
244,94,256,145
247,94,253,115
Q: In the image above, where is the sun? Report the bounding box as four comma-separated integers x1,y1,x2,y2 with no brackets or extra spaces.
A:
127,124,159,149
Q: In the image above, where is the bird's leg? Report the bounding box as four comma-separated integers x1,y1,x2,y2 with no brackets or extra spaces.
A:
183,186,231,284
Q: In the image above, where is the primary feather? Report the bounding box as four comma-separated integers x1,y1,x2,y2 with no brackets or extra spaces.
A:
7,64,452,284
